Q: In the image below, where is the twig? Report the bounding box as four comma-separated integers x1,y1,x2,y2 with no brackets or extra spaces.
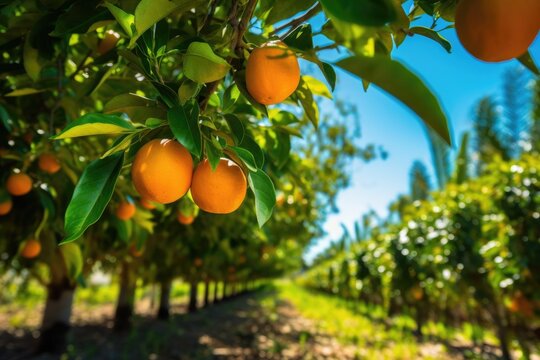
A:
200,0,220,33
232,0,258,55
269,3,322,36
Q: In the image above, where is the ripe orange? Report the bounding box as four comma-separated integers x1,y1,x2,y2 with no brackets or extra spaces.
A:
116,201,136,220
6,173,33,196
140,198,156,210
246,41,300,105
97,30,120,55
191,158,247,214
177,212,194,225
455,0,540,62
411,286,424,301
38,153,61,174
0,198,12,215
194,258,203,267
132,139,193,204
21,239,41,259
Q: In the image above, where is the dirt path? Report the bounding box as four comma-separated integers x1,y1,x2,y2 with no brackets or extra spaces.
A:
0,289,356,360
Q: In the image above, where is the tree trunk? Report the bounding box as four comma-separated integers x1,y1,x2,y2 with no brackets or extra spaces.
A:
414,304,424,338
213,281,219,303
38,278,75,353
223,282,228,300
157,279,172,320
492,303,513,360
203,280,210,307
188,281,198,313
114,262,136,332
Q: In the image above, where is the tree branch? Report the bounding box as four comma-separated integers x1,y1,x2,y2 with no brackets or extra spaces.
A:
269,3,322,36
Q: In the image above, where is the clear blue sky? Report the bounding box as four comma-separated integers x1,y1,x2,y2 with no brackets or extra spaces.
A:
302,6,540,261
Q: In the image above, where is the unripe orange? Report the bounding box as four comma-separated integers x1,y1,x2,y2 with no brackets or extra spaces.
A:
6,173,33,196
177,212,194,225
132,139,193,204
97,30,120,55
116,201,136,220
140,198,156,210
246,41,300,105
38,153,61,174
0,198,12,215
21,239,41,259
455,0,540,62
191,158,247,214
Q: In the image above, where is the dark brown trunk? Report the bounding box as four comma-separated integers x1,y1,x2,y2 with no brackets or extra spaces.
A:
188,281,198,313
114,262,136,332
203,280,210,307
157,279,172,320
38,278,75,353
213,281,219,303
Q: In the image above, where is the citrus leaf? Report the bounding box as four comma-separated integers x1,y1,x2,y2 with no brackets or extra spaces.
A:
233,70,268,117
319,62,336,91
63,152,124,243
223,84,241,112
248,170,276,228
266,0,316,25
409,26,451,53
283,24,313,51
517,51,539,76
295,78,319,128
103,2,134,37
103,93,166,122
336,55,451,145
59,243,83,280
5,88,44,97
303,75,332,99
224,114,245,144
183,42,231,83
51,0,112,36
52,113,135,139
230,146,257,172
23,35,40,81
320,0,396,27
240,135,264,168
168,102,202,157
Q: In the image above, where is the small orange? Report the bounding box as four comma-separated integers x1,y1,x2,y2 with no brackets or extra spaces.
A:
97,30,120,55
455,0,540,62
177,212,194,225
194,257,203,267
132,139,193,204
6,173,33,196
130,244,144,257
0,198,12,215
411,286,424,301
140,198,156,210
191,158,247,214
246,41,300,105
21,239,41,259
116,201,136,220
38,153,61,174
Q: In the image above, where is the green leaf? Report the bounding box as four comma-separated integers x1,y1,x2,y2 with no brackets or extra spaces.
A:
266,0,317,25
409,26,451,53
51,0,112,36
240,135,264,168
103,93,166,122
222,84,241,112
295,78,319,128
248,170,276,227
233,70,268,116
224,114,245,144
59,243,83,280
103,2,134,37
183,42,231,83
5,88,44,97
320,0,396,27
131,0,194,46
205,139,222,171
152,81,179,108
336,55,451,145
63,152,124,243
100,133,137,158
319,62,336,91
168,102,202,157
230,146,257,172
517,51,540,76
178,79,201,105
52,113,135,140
283,24,313,51
37,189,56,218
303,75,332,99
23,35,40,81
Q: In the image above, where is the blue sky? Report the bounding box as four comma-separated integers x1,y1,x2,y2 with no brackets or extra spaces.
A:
302,7,540,261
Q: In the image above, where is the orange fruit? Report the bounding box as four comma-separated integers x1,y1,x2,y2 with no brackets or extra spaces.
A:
132,139,193,204
455,0,540,62
177,212,194,225
411,286,424,301
194,258,203,267
191,158,247,214
130,244,144,257
0,198,12,215
21,239,41,259
6,173,33,196
116,201,136,220
140,198,156,210
246,41,300,105
38,153,61,174
97,30,120,55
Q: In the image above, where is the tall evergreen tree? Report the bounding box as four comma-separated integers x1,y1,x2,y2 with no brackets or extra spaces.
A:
409,160,431,201
502,66,530,157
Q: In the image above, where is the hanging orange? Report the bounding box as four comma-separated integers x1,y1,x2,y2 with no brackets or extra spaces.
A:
131,139,194,204
140,198,156,210
177,212,194,225
116,201,136,220
38,153,61,174
455,0,540,62
6,173,33,196
97,30,120,55
246,41,300,105
21,239,41,259
191,158,247,214
0,198,12,215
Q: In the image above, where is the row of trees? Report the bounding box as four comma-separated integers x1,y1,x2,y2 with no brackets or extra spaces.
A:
302,75,540,360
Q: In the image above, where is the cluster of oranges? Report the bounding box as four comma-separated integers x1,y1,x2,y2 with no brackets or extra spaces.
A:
455,0,540,62
1,153,60,259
